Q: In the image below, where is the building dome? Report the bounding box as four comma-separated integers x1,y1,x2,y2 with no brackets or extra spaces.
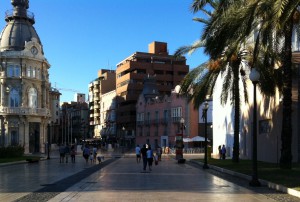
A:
0,0,43,52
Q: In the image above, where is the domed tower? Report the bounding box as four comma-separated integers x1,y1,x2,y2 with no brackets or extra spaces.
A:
0,0,51,154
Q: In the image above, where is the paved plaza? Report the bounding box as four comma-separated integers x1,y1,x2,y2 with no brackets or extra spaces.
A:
0,151,299,202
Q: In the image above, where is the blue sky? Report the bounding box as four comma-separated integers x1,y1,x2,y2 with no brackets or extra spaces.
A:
0,0,209,102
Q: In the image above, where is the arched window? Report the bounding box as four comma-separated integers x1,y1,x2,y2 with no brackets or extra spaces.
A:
9,88,20,107
28,88,37,108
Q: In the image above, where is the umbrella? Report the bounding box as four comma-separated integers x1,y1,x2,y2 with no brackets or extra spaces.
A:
183,138,192,142
191,136,209,142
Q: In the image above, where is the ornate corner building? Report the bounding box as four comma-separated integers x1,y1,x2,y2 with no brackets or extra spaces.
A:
0,0,51,154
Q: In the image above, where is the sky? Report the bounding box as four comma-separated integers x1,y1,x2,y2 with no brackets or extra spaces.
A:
0,0,209,102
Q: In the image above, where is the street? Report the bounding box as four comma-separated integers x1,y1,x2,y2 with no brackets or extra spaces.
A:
0,152,299,202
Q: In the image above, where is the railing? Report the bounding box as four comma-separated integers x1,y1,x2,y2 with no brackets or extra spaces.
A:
5,9,35,21
0,107,50,116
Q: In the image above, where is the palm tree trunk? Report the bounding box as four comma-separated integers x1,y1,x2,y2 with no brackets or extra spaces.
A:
280,18,293,169
232,59,241,162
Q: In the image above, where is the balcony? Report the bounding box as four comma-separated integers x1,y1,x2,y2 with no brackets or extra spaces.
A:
0,107,50,117
137,120,144,126
172,117,182,123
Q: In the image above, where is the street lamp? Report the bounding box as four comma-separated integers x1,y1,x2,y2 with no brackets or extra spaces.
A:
180,117,185,135
249,68,261,186
122,126,125,152
202,101,209,169
47,121,51,159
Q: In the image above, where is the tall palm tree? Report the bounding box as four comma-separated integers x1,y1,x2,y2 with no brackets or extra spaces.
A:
203,0,299,169
175,0,253,162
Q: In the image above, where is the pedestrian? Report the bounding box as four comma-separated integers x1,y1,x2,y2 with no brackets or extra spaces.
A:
218,145,222,159
70,145,76,163
146,145,154,171
92,146,97,164
141,144,148,171
82,145,90,164
59,144,65,163
135,144,141,163
221,144,226,160
156,146,162,161
89,152,94,164
65,144,70,163
154,153,158,165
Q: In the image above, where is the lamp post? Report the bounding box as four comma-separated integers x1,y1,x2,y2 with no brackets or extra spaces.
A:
202,101,209,169
122,126,125,153
249,68,261,186
180,117,185,135
47,121,51,159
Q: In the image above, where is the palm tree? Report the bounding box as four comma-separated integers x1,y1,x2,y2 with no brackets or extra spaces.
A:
175,0,254,162
203,0,299,169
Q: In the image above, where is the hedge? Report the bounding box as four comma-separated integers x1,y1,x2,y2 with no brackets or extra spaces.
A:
0,145,24,158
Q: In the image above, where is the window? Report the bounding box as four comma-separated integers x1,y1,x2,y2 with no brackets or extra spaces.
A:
9,88,20,107
27,66,31,77
32,67,36,78
7,66,13,77
11,130,18,146
28,87,37,108
37,69,41,79
171,107,182,117
7,65,20,77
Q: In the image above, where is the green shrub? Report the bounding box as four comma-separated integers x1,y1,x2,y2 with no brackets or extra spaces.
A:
0,145,24,158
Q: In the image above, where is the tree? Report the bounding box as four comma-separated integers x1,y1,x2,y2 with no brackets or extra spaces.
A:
175,0,252,162
203,0,299,169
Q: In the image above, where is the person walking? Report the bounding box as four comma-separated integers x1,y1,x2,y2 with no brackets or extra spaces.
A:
135,144,141,163
221,144,226,160
82,145,90,164
92,146,97,164
218,145,222,159
141,144,148,171
157,146,162,161
65,144,70,163
59,144,65,163
70,145,76,163
146,145,154,171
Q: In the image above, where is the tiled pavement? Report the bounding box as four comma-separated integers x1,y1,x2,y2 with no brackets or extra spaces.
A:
0,151,299,202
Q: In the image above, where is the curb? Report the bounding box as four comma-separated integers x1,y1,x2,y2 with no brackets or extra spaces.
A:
190,160,300,199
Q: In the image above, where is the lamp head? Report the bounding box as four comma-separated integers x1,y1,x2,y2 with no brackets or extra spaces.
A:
180,117,185,124
203,101,209,110
249,68,260,82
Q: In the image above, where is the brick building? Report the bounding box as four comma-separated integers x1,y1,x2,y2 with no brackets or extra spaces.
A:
116,41,189,145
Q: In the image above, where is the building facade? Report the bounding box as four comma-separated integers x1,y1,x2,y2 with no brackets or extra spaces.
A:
99,90,116,142
116,41,189,144
88,69,116,139
0,0,52,154
60,101,89,145
212,62,299,163
49,87,61,145
136,76,198,149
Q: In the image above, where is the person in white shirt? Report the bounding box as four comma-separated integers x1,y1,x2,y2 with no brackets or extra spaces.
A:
135,145,141,163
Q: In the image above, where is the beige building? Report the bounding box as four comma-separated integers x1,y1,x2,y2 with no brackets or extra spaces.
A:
0,0,52,154
88,69,116,138
99,90,116,141
116,41,189,143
